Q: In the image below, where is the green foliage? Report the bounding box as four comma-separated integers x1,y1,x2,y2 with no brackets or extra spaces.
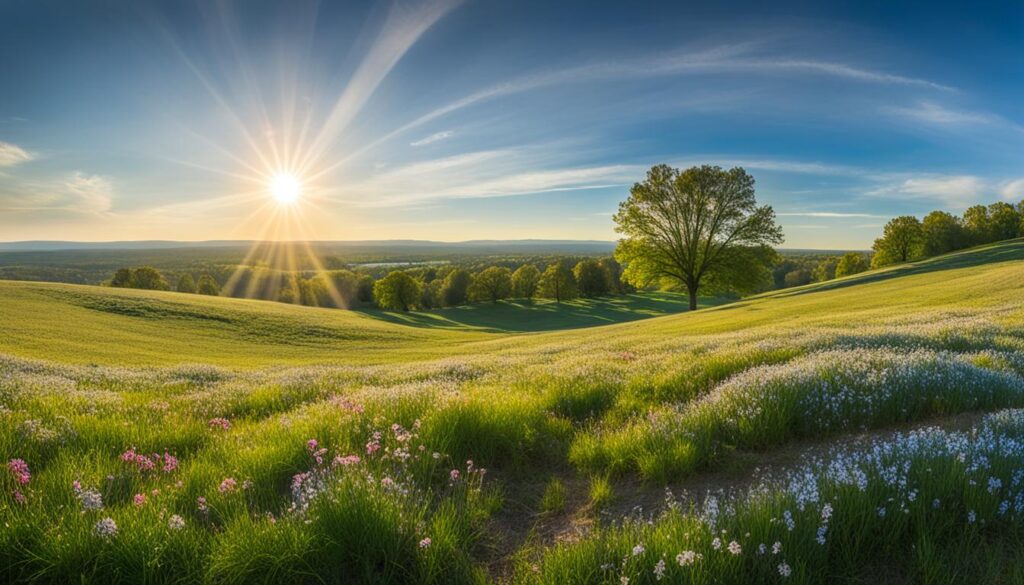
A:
834,252,868,278
511,264,541,300
538,263,578,303
614,164,783,310
872,215,924,268
373,271,422,312
572,259,609,297
176,273,197,294
441,269,472,306
812,257,837,282
196,274,220,296
468,266,512,304
540,478,567,514
588,475,613,511
783,268,812,288
922,210,967,256
109,266,170,291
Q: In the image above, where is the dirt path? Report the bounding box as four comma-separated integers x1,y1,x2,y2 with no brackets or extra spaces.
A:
483,410,989,581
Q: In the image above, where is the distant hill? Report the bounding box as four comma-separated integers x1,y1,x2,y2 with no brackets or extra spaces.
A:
0,239,618,253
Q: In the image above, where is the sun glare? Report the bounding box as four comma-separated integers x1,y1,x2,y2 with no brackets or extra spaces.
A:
269,173,302,205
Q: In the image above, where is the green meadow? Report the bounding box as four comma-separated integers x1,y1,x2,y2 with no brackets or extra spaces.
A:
3,239,1024,583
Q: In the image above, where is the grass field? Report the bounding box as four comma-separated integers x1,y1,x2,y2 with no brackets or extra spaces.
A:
2,240,1024,583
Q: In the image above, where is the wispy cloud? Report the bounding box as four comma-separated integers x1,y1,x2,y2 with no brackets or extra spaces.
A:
777,211,886,218
884,101,1022,132
410,130,454,146
1000,178,1024,201
866,175,986,208
62,172,114,213
0,141,34,167
0,172,113,214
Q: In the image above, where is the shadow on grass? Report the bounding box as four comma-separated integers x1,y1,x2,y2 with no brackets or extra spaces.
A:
357,292,732,332
768,239,1024,300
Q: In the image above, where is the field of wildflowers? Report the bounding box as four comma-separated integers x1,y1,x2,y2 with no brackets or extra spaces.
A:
2,242,1024,582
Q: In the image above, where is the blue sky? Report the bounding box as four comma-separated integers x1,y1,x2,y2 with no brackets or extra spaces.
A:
0,0,1021,248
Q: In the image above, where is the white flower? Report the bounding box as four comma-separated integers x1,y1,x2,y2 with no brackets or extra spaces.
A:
676,550,701,566
727,540,742,555
967,510,977,523
772,541,782,555
778,561,792,577
632,543,645,556
653,558,666,580
93,517,118,538
711,537,722,550
168,514,185,530
79,488,104,511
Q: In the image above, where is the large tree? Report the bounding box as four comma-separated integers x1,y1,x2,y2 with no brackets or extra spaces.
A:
130,267,170,291
441,269,472,306
468,266,512,304
573,259,610,297
197,274,220,296
176,273,197,293
613,164,783,310
373,271,421,312
871,216,924,268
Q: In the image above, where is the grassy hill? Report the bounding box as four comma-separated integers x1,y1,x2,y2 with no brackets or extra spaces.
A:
2,240,1024,584
2,239,1022,366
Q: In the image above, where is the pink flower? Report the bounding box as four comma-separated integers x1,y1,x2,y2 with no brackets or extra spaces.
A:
218,477,237,493
332,455,361,467
449,469,460,482
197,496,208,511
419,537,432,548
72,480,82,493
208,418,231,431
120,448,137,462
306,439,318,452
162,453,178,473
133,493,146,506
7,459,30,485
13,490,26,505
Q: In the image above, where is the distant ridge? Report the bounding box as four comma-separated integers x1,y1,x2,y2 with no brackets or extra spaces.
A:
0,239,617,252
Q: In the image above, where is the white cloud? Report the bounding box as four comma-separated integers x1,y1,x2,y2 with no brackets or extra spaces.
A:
884,101,1024,133
1000,178,1024,202
0,141,34,167
410,130,454,146
866,175,986,208
63,172,114,213
777,211,886,218
0,171,113,214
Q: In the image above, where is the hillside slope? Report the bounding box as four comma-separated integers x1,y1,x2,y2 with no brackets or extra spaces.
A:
1,239,1022,366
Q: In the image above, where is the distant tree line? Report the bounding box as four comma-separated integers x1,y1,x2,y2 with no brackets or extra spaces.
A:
104,256,633,313
871,200,1024,269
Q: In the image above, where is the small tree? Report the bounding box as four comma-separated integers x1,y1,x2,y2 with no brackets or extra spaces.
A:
110,268,134,288
812,257,838,282
834,252,868,278
373,271,421,312
356,275,375,303
598,257,626,294
468,266,513,304
176,273,197,294
441,269,473,306
783,269,813,288
511,264,541,301
922,210,966,257
871,216,924,268
538,263,578,303
131,267,170,291
962,205,991,245
196,274,220,296
573,259,609,297
614,164,783,310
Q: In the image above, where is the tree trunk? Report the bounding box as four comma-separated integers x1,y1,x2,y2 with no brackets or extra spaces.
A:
687,283,698,311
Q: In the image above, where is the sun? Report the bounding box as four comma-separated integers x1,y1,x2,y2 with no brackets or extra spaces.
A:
269,173,302,205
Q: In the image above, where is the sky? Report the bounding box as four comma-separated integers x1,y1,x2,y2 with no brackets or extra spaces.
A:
0,0,1021,248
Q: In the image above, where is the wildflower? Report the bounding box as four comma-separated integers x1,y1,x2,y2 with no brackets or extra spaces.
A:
133,493,146,506
93,517,118,538
877,506,886,518
653,558,666,580
208,418,231,431
72,480,82,492
219,478,237,493
932,498,941,509
988,477,1003,493
778,561,792,577
757,543,767,555
333,454,361,467
632,543,645,556
782,510,795,531
821,503,833,522
676,550,701,566
78,488,104,511
967,510,976,523
7,459,30,485
816,525,827,545
168,514,185,530
162,453,178,473
711,537,722,550
727,540,742,555
13,490,26,505
197,496,208,512
449,469,460,482
620,576,629,585
419,537,432,548
772,542,782,555
306,439,318,452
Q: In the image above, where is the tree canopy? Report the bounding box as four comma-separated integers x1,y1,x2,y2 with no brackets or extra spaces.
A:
511,264,541,300
468,266,513,303
613,164,782,310
538,263,577,303
834,252,868,278
373,271,422,312
872,216,924,268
